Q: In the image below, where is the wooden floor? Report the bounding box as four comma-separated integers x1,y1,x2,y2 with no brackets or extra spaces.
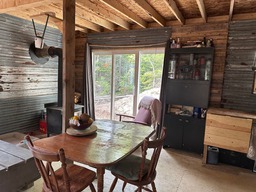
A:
23,148,256,192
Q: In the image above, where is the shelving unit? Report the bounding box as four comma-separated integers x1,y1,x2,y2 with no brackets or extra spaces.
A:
161,40,214,154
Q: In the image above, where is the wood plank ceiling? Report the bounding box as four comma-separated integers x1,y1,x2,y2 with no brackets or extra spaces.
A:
1,0,256,33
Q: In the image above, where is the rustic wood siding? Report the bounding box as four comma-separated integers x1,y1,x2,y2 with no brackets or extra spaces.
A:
0,14,62,134
75,31,87,96
222,20,256,112
171,22,229,107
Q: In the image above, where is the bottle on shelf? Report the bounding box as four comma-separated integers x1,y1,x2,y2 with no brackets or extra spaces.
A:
171,39,176,48
176,38,181,48
168,58,176,79
204,59,211,80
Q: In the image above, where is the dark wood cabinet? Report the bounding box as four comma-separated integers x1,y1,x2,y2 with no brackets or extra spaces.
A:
163,113,205,154
161,40,214,154
164,114,183,149
182,116,205,154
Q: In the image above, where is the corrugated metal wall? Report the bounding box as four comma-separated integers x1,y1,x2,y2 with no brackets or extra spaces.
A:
0,14,62,134
222,20,256,112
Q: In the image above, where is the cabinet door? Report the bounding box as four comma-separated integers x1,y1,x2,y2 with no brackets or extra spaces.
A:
165,79,210,108
163,114,183,149
182,117,205,154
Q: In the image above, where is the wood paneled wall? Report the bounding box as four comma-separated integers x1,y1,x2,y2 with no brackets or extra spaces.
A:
171,22,229,107
0,14,62,134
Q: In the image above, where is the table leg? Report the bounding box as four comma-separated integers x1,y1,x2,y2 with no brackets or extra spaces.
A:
202,144,208,164
97,167,105,192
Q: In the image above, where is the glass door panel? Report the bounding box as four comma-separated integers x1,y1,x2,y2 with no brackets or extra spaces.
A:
138,51,164,100
113,54,135,120
93,54,112,119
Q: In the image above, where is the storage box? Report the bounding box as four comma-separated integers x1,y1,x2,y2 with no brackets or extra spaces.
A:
207,146,219,164
0,132,38,149
219,148,254,170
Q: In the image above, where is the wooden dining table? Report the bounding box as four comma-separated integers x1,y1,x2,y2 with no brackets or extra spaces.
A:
34,119,154,192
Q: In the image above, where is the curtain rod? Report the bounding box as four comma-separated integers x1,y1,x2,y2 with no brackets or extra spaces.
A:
89,42,166,48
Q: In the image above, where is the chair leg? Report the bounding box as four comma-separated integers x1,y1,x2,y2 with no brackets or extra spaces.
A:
89,183,96,192
122,181,127,191
109,177,118,192
151,182,157,192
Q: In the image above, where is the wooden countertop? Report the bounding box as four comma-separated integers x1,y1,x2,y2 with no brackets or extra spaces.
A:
207,107,256,119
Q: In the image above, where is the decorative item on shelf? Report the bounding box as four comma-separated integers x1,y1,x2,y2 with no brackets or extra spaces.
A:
193,107,201,118
252,52,256,71
194,68,200,80
176,37,181,48
210,38,214,47
206,39,211,47
171,39,176,48
201,108,207,118
199,56,206,65
74,92,81,104
69,113,93,130
201,37,206,47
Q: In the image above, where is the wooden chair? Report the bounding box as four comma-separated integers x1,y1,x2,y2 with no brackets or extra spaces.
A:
108,127,166,192
116,96,162,139
24,135,96,192
116,96,161,127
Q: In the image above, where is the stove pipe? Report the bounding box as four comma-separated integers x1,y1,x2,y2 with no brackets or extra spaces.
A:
35,46,63,107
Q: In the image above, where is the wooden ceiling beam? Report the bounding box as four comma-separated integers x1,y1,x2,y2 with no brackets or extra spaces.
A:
0,0,59,13
98,0,147,28
76,0,130,30
196,0,207,23
76,4,115,31
30,12,88,33
229,0,235,21
31,13,64,32
163,0,185,25
35,4,101,32
135,0,165,27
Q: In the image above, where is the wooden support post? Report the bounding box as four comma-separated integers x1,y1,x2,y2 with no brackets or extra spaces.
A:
62,0,75,133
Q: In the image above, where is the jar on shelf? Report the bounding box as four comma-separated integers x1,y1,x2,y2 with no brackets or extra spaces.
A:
194,68,200,80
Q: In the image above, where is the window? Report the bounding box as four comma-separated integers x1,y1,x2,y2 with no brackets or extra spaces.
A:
92,48,164,120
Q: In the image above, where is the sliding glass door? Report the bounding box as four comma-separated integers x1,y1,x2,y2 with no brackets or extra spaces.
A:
93,48,164,120
93,53,112,119
138,50,164,101
113,54,135,120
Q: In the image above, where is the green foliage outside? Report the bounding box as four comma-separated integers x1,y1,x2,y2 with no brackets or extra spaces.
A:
140,53,164,93
93,52,164,97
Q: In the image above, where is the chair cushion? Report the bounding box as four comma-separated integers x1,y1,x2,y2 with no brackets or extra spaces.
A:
108,155,150,181
134,108,151,125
